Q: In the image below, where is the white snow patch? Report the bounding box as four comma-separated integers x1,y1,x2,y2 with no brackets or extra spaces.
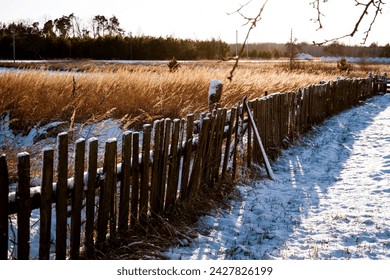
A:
295,53,314,60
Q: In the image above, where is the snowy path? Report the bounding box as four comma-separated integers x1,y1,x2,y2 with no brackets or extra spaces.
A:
165,93,390,260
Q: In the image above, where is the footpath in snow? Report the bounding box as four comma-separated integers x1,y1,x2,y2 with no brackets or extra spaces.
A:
165,93,390,260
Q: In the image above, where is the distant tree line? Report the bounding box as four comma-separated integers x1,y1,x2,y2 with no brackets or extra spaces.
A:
232,41,390,59
0,14,230,60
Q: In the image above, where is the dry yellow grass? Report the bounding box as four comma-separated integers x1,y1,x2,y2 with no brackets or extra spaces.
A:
1,60,389,134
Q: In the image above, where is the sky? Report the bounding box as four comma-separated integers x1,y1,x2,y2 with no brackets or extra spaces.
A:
0,0,389,46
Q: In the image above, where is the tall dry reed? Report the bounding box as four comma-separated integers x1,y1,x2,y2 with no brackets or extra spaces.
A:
1,61,388,133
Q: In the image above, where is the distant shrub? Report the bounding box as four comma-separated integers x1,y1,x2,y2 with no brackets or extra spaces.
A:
168,57,180,72
337,57,352,72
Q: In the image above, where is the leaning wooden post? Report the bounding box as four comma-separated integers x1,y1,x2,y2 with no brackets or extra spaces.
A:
16,152,31,260
243,97,275,180
0,154,10,260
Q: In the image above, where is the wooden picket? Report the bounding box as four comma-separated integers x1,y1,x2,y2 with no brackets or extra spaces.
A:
0,155,9,260
39,148,54,260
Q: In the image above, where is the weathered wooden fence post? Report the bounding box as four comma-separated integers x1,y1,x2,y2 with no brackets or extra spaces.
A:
180,114,194,200
119,132,132,232
16,152,31,260
188,117,210,195
222,107,236,177
56,132,68,259
0,154,9,260
85,138,98,258
39,148,54,260
97,138,117,246
130,132,140,229
140,124,152,225
151,120,162,216
165,119,181,212
70,138,86,259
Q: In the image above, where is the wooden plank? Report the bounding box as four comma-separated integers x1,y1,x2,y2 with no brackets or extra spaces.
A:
288,91,296,141
85,138,98,258
140,124,152,225
180,114,194,200
70,138,85,259
0,154,9,260
282,93,289,143
200,116,213,189
222,107,236,176
118,131,132,231
256,99,265,163
188,117,210,195
97,139,117,245
251,99,258,164
56,132,68,260
247,102,253,168
203,112,216,186
243,98,275,181
39,148,54,260
109,140,118,241
165,119,181,212
273,94,281,151
213,109,226,182
150,120,162,216
232,104,240,179
16,152,31,260
159,119,171,213
130,132,140,229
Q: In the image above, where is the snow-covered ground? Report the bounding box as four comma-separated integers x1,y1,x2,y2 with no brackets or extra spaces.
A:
165,93,390,260
321,56,390,64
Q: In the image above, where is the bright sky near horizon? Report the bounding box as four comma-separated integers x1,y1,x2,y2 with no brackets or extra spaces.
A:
0,0,389,46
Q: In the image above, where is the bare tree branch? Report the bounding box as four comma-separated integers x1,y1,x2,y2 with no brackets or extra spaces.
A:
310,0,327,30
313,0,385,45
227,0,269,81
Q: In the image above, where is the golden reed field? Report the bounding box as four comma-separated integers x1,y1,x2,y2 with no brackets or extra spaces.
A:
1,60,389,180
1,60,389,134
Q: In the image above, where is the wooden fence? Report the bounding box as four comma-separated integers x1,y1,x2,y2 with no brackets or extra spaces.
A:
372,73,389,94
0,76,381,260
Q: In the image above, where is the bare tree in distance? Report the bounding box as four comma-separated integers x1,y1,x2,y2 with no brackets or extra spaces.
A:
227,0,385,81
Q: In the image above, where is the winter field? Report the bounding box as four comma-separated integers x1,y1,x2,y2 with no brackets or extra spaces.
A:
165,92,390,260
1,60,390,264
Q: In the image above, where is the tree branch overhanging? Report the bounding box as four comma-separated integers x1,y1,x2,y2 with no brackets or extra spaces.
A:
310,0,328,30
227,0,269,81
313,0,385,45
